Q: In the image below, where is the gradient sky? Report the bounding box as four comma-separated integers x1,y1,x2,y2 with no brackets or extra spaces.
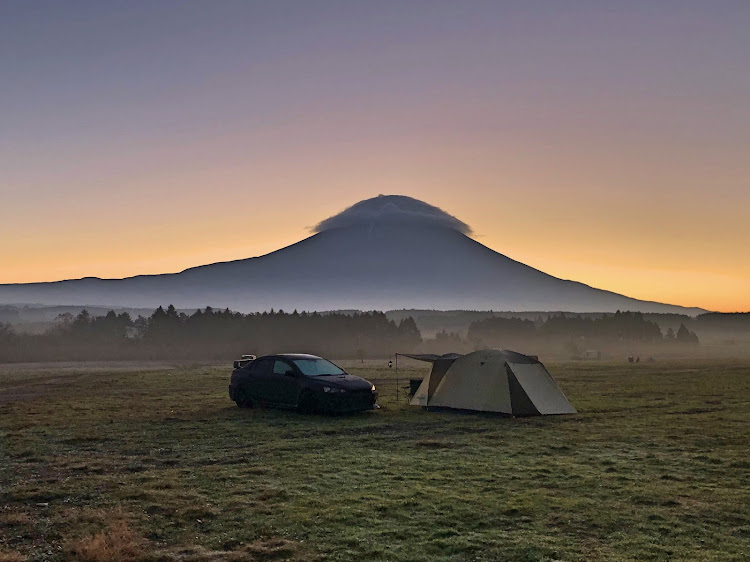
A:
1,1,748,311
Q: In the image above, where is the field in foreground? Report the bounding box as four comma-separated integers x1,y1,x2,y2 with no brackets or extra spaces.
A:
1,359,749,561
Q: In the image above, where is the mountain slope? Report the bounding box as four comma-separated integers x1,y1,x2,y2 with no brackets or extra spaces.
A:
0,222,705,314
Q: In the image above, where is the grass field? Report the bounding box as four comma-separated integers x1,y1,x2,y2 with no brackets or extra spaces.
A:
1,358,749,561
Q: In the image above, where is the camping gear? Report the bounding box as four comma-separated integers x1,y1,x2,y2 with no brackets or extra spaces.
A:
402,349,576,416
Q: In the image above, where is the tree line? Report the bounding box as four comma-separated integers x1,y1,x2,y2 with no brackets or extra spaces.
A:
467,311,699,349
0,307,713,363
0,306,422,363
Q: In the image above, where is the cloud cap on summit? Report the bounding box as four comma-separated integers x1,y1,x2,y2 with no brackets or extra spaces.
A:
313,195,473,235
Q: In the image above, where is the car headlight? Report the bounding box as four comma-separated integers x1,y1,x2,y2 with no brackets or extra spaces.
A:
323,386,346,393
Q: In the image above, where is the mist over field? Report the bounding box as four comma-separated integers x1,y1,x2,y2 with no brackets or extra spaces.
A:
2,303,749,365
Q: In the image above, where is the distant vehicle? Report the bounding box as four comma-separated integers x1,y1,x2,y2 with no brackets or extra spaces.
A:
229,353,378,413
233,354,256,369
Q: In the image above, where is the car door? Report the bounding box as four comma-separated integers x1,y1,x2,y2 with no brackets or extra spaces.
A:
246,357,274,402
270,359,302,407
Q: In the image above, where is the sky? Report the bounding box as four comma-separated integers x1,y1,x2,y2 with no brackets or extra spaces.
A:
1,1,748,312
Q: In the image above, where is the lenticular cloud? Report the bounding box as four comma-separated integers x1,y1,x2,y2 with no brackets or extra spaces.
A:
313,194,473,235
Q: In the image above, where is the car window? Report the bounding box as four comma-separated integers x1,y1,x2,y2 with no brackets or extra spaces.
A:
249,358,273,375
292,358,345,376
272,360,293,376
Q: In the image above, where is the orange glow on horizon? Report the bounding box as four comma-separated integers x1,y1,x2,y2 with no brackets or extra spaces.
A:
2,198,747,313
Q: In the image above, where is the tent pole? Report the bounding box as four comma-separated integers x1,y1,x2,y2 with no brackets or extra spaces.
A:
395,354,399,404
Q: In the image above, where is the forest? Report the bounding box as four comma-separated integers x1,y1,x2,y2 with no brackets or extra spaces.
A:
0,307,710,363
0,306,422,363
467,311,699,348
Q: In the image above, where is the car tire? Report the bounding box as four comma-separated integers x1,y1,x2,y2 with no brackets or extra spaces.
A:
235,387,253,408
297,391,318,414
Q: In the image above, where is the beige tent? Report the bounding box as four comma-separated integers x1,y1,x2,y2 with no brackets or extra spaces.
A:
404,349,576,416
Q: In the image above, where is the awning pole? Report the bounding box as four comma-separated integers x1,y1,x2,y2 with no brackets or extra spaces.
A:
395,353,399,403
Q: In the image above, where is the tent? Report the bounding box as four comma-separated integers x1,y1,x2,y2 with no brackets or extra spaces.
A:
402,349,576,416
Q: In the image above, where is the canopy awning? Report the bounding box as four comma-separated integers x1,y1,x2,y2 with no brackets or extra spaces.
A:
396,353,463,363
398,350,539,364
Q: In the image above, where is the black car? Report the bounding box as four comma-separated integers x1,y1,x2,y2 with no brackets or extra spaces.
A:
229,353,378,413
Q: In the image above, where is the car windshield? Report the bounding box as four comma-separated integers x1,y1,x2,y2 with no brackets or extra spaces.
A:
292,358,345,376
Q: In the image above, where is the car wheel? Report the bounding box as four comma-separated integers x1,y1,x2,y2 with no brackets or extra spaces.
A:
297,391,318,414
235,387,253,408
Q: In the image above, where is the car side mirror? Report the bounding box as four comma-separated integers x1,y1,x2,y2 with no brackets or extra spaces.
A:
283,369,295,377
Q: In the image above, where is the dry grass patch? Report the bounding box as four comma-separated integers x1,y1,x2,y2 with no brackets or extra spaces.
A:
254,487,288,504
0,550,27,562
178,505,219,522
0,511,32,527
157,538,313,561
244,538,312,561
64,518,146,562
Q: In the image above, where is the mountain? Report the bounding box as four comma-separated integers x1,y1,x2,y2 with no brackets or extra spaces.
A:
0,195,706,315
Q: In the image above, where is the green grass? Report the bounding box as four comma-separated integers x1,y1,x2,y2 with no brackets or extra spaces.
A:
1,359,750,561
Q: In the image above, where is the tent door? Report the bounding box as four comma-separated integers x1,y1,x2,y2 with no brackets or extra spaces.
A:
506,365,539,416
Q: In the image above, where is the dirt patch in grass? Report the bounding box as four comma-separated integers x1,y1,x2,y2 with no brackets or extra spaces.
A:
415,438,461,449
